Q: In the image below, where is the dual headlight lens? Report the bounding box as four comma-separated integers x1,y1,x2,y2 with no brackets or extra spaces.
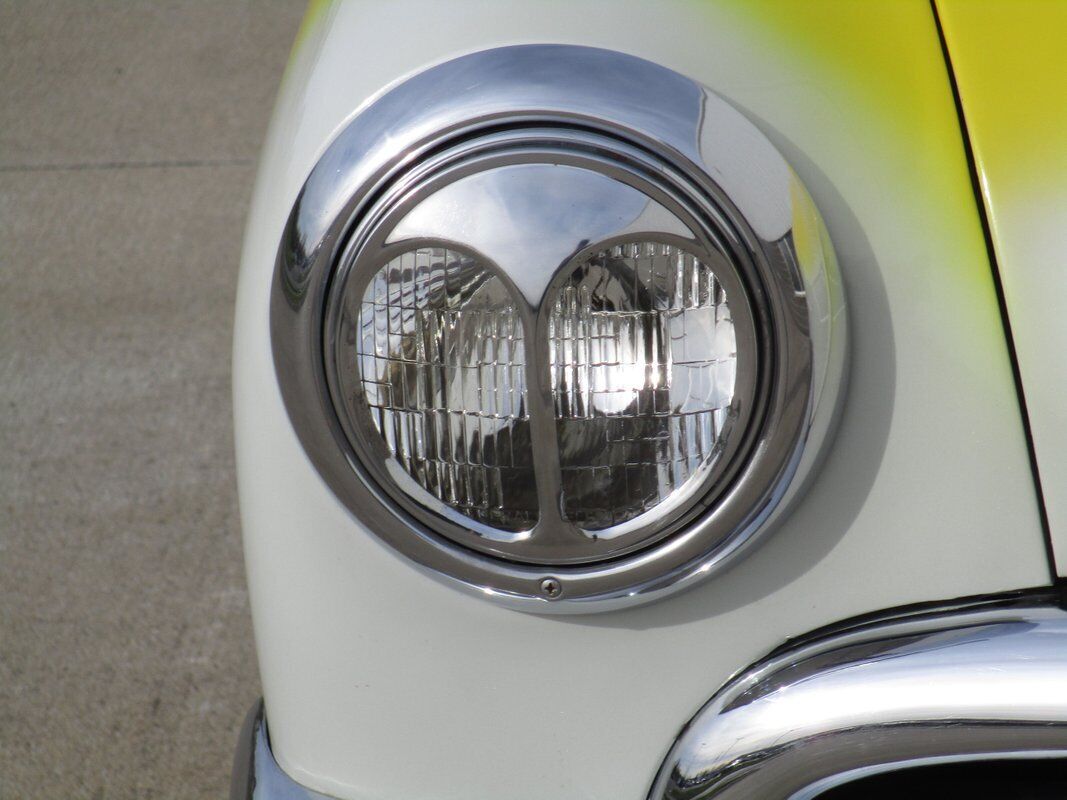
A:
340,236,739,543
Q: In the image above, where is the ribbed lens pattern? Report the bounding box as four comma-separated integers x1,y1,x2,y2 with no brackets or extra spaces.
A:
549,242,737,530
349,248,535,531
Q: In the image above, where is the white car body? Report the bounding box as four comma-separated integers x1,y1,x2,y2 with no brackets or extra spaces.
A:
231,3,1066,799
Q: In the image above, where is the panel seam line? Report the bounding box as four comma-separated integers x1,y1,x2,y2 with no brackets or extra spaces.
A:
930,0,1057,580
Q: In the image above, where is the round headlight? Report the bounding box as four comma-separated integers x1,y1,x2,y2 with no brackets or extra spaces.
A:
271,46,846,611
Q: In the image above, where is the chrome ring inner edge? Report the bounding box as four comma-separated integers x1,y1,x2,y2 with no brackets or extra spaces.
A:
323,131,768,567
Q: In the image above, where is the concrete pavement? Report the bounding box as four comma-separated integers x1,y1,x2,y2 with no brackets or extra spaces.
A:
0,3,305,797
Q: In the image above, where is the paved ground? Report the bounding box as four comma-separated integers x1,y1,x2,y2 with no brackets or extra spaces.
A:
0,3,305,797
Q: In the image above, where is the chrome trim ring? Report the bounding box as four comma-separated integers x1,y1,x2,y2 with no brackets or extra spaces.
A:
270,45,847,612
649,600,1067,800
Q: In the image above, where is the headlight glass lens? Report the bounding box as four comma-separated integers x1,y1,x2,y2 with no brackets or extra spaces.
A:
346,247,537,532
342,241,741,540
549,242,738,531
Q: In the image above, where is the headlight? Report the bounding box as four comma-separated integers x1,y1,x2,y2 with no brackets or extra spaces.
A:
271,45,846,611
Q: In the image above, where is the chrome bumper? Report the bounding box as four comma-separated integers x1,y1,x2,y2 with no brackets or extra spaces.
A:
650,598,1067,799
230,700,332,800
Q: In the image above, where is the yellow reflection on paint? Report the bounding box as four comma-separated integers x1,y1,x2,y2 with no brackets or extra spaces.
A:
293,0,333,51
938,0,1067,193
937,0,1067,560
706,0,998,314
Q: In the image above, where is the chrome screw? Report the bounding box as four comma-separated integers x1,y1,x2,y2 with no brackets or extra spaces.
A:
540,577,563,599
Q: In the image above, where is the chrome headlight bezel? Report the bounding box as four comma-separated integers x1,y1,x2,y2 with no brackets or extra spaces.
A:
271,45,847,612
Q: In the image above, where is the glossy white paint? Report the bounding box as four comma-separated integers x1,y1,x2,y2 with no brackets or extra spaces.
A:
233,3,1051,799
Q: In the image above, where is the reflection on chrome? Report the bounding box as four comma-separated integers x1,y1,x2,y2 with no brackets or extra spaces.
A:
550,241,738,530
343,247,535,531
649,601,1067,800
231,700,332,800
